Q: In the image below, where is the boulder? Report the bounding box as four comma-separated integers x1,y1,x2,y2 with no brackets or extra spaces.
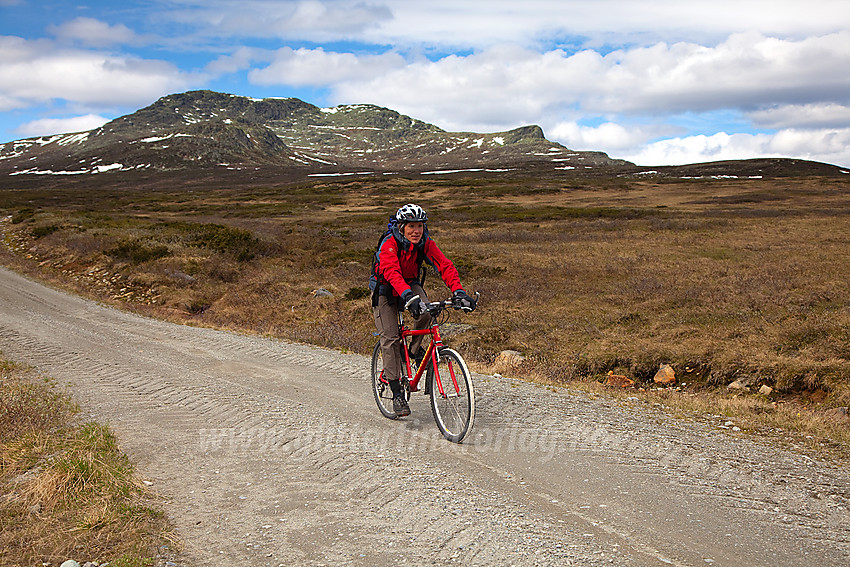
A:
758,385,773,396
605,371,635,388
653,364,676,385
726,378,750,391
312,288,334,298
493,350,525,373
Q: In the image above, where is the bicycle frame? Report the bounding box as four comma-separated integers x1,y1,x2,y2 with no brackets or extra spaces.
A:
397,312,457,397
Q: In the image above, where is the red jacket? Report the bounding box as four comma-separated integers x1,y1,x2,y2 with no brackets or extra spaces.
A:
377,235,462,298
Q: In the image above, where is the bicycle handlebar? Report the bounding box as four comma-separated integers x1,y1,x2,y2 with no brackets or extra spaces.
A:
426,291,480,314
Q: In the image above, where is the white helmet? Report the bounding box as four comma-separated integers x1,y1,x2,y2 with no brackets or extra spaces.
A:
395,203,427,223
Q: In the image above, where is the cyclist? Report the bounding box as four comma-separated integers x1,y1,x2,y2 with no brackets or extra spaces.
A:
371,203,476,417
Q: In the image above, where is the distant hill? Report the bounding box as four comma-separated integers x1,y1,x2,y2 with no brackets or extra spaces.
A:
0,90,625,179
0,90,846,183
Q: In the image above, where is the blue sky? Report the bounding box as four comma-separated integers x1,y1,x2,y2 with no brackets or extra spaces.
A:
2,0,850,167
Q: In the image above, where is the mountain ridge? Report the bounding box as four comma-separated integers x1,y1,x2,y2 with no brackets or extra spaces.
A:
0,90,846,181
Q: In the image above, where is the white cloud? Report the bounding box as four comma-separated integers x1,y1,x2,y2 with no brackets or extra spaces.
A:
0,35,198,109
369,0,850,47
4,1,850,168
323,31,850,131
248,47,406,87
49,17,143,47
748,103,850,130
15,114,110,138
547,121,674,153
621,128,850,167
591,31,850,114
159,1,850,48
206,46,267,75
167,0,392,41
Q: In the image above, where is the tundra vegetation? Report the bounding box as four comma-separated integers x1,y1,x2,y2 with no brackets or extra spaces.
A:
1,172,849,457
0,355,177,566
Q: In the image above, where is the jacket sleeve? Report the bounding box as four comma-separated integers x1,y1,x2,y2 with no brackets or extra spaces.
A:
423,239,463,293
377,237,413,297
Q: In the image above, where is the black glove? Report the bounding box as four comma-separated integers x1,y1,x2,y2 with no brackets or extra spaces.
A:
402,290,427,319
452,289,476,311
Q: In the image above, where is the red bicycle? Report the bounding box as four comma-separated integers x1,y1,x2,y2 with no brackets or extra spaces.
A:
371,295,477,443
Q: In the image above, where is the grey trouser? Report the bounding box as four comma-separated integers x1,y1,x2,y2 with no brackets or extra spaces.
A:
373,283,431,381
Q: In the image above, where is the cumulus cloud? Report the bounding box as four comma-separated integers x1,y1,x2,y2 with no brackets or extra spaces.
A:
370,0,850,47
158,0,850,48
0,36,197,109
4,1,850,167
167,0,392,41
329,45,573,129
15,114,110,138
49,17,143,48
591,31,850,114
327,32,850,125
248,47,406,87
748,103,850,130
206,46,267,75
620,128,850,168
547,121,675,153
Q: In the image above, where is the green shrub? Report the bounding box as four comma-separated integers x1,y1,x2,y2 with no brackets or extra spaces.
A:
30,224,60,239
172,222,260,261
107,239,171,264
11,208,35,224
345,286,370,300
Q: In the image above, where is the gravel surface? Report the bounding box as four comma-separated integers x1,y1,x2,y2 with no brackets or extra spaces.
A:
1,265,848,566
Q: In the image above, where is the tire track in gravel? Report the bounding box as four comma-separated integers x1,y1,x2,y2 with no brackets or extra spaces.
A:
1,265,848,567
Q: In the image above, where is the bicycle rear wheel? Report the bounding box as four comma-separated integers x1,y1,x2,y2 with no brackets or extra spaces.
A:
371,341,409,420
427,348,474,443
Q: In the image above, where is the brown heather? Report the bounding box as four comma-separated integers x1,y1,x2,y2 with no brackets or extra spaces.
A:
1,173,849,456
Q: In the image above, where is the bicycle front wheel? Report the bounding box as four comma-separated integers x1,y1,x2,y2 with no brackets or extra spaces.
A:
427,348,474,443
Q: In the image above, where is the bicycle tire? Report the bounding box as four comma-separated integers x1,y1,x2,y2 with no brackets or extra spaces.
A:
371,341,410,420
427,347,474,443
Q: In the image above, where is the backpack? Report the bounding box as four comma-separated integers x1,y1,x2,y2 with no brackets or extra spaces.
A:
369,217,435,306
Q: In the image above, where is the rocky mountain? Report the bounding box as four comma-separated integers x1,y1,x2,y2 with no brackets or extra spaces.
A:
0,90,627,179
1,90,846,183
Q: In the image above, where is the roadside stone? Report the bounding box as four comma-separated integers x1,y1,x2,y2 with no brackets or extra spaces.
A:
727,378,750,391
60,561,80,567
164,268,196,283
653,363,676,385
494,350,525,373
605,371,635,388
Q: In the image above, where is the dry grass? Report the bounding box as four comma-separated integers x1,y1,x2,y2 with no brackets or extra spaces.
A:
0,357,177,567
557,379,850,461
1,173,849,458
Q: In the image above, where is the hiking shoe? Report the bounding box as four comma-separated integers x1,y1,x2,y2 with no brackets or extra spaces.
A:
392,395,411,417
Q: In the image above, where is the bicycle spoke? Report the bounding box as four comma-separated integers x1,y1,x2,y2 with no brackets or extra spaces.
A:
429,348,474,443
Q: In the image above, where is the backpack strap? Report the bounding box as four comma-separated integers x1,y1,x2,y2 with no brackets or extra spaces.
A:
369,228,433,307
369,230,394,306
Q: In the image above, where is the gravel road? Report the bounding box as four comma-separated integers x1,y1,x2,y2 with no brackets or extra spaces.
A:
0,265,847,566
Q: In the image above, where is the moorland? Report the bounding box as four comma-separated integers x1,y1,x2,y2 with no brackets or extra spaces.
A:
1,166,849,455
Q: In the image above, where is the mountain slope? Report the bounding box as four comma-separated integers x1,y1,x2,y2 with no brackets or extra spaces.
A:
0,90,627,177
